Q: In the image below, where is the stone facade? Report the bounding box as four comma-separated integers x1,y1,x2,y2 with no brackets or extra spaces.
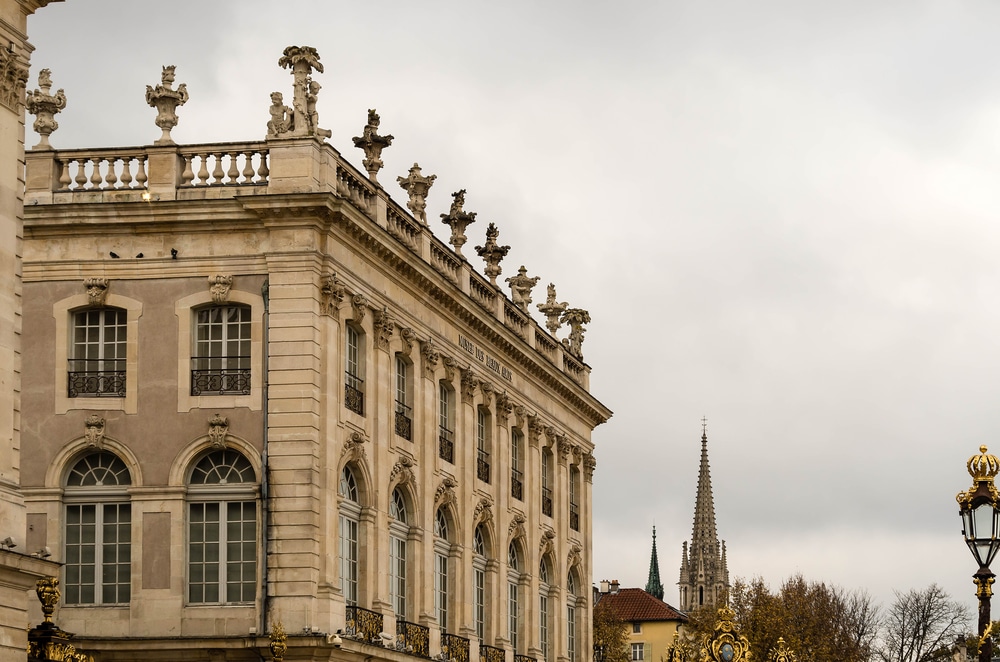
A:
18,48,611,662
0,1,64,660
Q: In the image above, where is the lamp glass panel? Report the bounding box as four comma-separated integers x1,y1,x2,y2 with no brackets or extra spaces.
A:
973,503,995,539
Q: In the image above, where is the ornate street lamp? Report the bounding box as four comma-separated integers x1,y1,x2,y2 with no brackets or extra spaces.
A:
957,445,1000,662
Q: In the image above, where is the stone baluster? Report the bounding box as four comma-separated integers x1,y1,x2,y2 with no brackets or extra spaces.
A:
135,156,148,188
227,152,239,183
89,157,103,188
242,152,255,182
120,158,133,188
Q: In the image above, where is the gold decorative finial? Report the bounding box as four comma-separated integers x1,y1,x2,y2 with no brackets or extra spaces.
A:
35,577,60,623
958,446,1000,509
269,621,287,662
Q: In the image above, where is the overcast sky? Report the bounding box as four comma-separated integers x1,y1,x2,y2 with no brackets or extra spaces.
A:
25,1,1000,618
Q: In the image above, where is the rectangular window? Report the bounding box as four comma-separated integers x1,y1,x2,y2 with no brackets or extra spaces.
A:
439,383,454,463
511,429,523,500
345,326,364,415
69,308,127,397
567,604,576,662
474,567,485,640
508,581,519,650
541,451,553,517
476,408,490,483
632,623,641,634
395,356,412,440
435,553,449,630
65,503,131,604
191,306,251,395
569,467,580,531
539,594,549,661
632,644,645,661
189,501,256,604
340,514,358,604
390,534,406,617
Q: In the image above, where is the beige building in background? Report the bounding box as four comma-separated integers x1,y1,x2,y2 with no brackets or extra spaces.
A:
18,47,611,662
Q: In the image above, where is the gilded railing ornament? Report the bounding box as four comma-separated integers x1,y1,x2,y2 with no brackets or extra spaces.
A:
666,631,688,662
475,222,510,286
702,605,750,662
769,637,795,662
269,621,287,662
36,577,60,623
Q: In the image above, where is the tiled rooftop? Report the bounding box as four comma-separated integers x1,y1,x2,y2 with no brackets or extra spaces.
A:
596,588,687,622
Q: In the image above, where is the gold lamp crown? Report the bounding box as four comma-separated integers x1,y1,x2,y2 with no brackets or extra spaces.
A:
969,446,1000,483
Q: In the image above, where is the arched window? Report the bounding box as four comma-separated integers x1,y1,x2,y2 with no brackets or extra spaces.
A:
567,572,579,662
64,451,132,605
539,558,551,662
434,508,450,631
508,542,521,651
389,488,408,618
187,449,257,604
191,304,252,395
340,465,361,605
69,307,127,397
473,525,488,640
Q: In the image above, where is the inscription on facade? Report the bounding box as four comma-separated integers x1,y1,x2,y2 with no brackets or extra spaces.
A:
459,334,513,382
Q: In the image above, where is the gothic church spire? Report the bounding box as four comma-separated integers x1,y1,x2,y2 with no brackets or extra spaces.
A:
678,420,729,612
645,526,664,600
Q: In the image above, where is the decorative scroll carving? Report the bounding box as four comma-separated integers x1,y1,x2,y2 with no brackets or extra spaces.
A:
0,46,28,112
539,529,555,557
389,456,415,488
84,415,105,449
320,273,347,316
496,392,513,422
342,430,369,463
460,369,478,403
560,308,591,360
145,65,188,145
397,163,436,225
557,436,573,461
514,405,527,429
479,381,494,407
475,223,510,286
505,266,540,313
208,275,233,304
421,339,440,379
537,284,567,334
473,495,494,525
568,543,582,571
208,414,229,450
507,513,526,542
374,307,395,351
435,476,457,507
441,190,477,257
399,327,416,356
274,46,330,139
442,356,457,383
352,109,394,183
25,69,66,149
584,453,597,483
350,294,368,324
84,277,109,306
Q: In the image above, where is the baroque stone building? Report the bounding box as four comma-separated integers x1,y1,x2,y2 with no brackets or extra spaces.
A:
677,426,729,613
0,1,63,660
18,46,611,662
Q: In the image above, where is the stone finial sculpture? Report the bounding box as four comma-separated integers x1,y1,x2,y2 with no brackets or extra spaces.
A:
25,69,66,149
275,46,330,139
560,307,591,359
475,223,510,286
537,283,568,333
505,265,540,313
441,189,477,257
397,163,436,225
266,91,293,138
352,109,394,183
145,65,188,145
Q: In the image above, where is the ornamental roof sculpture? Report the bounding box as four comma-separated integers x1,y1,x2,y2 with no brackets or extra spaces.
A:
25,68,66,149
441,189,477,257
506,265,540,313
269,45,331,140
145,65,188,145
475,222,510,285
537,284,567,334
397,163,436,225
353,109,394,183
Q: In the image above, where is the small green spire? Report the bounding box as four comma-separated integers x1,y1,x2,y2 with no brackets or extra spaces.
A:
645,525,664,600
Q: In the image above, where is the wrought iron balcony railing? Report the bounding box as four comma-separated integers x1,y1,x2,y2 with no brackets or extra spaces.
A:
480,644,505,662
439,427,454,463
395,619,430,657
541,487,553,517
515,655,536,662
442,633,470,662
477,450,491,484
395,402,412,440
570,502,580,531
67,359,125,397
345,373,365,415
345,604,383,644
190,356,251,395
511,469,523,501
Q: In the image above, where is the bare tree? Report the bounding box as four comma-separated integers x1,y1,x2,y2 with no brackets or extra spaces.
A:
877,584,970,662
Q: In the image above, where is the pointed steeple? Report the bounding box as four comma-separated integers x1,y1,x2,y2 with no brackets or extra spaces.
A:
678,419,730,613
645,526,664,600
